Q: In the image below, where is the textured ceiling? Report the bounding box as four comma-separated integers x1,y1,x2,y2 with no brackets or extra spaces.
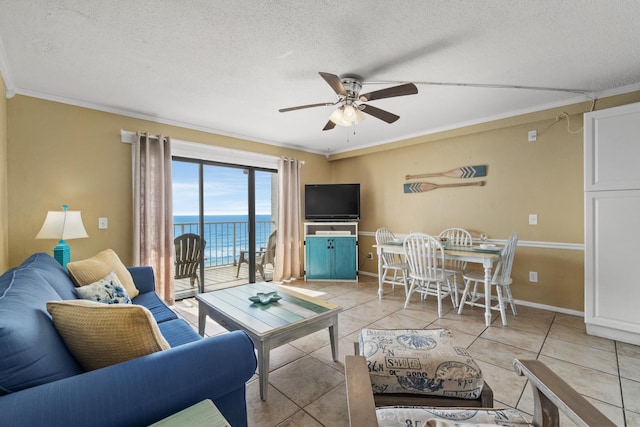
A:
1,1,640,154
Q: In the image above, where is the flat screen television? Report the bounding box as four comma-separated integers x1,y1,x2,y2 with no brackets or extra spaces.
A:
304,183,360,221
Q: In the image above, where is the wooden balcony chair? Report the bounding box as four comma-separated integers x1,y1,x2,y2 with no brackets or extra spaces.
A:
345,355,616,427
174,233,205,287
236,230,277,281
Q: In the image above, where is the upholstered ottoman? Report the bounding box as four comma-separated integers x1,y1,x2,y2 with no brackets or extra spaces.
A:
375,407,530,427
357,328,492,407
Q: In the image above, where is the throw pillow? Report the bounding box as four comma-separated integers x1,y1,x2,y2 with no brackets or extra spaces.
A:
67,249,139,298
46,300,170,371
74,271,131,304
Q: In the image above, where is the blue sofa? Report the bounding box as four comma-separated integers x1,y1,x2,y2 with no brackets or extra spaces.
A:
0,252,257,427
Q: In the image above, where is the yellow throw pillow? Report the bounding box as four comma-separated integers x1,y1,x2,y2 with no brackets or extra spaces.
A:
46,300,170,371
67,249,140,299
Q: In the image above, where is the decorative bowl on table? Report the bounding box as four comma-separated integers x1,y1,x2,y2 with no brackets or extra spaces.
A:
249,291,282,305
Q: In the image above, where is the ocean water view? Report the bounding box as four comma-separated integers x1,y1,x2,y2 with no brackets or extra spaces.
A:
173,214,274,267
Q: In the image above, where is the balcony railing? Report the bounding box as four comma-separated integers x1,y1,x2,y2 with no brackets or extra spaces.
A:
173,220,274,268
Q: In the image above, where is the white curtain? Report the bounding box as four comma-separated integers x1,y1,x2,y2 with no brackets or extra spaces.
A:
274,158,302,282
133,132,174,304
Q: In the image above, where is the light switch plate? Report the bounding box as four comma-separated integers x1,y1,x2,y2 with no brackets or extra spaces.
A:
98,217,108,229
528,214,538,225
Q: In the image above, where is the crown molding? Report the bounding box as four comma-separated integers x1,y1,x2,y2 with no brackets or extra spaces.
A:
7,68,640,158
594,81,640,98
0,35,15,98
12,87,319,155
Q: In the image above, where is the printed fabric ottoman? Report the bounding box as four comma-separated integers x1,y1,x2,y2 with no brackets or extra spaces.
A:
375,407,531,427
358,328,484,399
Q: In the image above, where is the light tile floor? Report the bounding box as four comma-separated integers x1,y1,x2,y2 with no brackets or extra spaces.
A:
172,276,640,426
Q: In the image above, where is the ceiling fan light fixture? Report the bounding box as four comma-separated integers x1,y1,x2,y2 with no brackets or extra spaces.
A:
329,107,349,126
280,72,412,131
353,108,365,124
343,104,356,118
329,105,365,127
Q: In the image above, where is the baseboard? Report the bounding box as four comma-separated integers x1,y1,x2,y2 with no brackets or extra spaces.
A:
359,271,377,278
359,270,584,317
513,299,583,317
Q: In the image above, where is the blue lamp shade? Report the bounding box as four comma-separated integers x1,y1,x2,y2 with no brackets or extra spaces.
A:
35,205,89,268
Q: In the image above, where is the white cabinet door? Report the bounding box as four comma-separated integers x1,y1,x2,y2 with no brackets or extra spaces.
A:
585,190,640,344
584,102,640,191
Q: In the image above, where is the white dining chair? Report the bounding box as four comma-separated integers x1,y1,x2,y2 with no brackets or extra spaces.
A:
458,232,519,325
438,227,473,306
375,228,408,294
403,233,456,317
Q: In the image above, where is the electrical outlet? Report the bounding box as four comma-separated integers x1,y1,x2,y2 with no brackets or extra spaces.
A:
367,252,373,259
98,217,108,229
529,271,538,282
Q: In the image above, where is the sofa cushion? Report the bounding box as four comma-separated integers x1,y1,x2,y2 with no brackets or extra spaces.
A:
47,300,171,371
75,271,131,304
359,328,484,399
133,291,179,323
157,318,202,347
0,266,82,395
67,249,139,299
21,252,78,300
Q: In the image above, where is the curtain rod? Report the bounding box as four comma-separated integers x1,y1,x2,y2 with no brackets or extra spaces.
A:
121,129,282,169
123,129,304,165
120,129,163,143
280,157,305,165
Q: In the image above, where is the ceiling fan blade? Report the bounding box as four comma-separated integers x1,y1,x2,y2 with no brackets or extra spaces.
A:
279,102,334,112
360,104,400,123
359,82,418,102
319,72,347,96
322,120,336,131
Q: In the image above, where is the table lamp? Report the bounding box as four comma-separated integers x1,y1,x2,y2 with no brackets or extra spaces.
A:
36,204,89,268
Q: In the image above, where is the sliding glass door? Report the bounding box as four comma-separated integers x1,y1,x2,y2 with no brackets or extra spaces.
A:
172,158,276,299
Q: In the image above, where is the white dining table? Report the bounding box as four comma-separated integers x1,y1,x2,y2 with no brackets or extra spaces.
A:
374,242,501,327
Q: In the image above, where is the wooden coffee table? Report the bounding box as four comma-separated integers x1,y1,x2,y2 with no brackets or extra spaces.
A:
196,282,342,400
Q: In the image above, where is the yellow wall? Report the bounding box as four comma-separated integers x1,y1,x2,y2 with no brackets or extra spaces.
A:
0,74,8,271
6,95,330,268
331,91,640,312
5,90,640,312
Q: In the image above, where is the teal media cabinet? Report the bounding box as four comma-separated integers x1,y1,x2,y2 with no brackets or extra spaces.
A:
304,222,358,281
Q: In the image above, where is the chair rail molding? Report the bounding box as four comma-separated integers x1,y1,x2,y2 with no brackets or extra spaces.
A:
358,231,583,251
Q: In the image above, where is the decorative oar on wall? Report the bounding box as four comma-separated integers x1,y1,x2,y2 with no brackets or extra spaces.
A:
404,181,486,193
405,165,487,180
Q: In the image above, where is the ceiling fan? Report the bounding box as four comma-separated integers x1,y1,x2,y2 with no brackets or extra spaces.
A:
279,72,418,131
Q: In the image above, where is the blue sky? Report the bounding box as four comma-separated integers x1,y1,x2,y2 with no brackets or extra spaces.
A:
172,161,274,216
